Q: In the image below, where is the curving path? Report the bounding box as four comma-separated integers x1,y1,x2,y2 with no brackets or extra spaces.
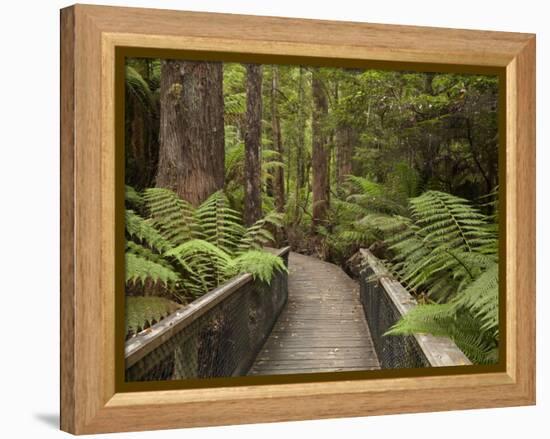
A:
248,252,380,375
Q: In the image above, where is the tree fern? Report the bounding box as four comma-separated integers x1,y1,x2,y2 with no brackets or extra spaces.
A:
195,191,245,254
126,209,172,254
386,302,498,364
409,191,494,250
126,296,181,337
125,253,180,287
385,191,497,301
142,187,197,245
126,187,287,302
165,239,233,294
238,211,282,252
125,185,143,209
225,250,288,284
381,190,499,364
125,65,155,113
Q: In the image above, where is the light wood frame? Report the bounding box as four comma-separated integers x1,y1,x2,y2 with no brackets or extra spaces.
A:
60,4,536,434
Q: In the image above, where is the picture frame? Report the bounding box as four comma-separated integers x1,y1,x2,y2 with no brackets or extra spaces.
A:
60,4,535,434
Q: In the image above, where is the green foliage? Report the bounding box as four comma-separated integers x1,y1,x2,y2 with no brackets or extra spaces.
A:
385,303,498,364
125,296,181,336
123,57,500,363
125,65,154,112
195,191,245,254
225,251,288,284
125,209,171,254
225,140,285,212
125,186,287,302
239,211,283,252
142,187,197,245
387,191,497,300
125,253,180,287
382,191,499,364
125,184,143,208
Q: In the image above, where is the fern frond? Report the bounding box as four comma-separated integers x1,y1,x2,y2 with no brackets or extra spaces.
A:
125,253,180,287
225,250,288,284
410,191,491,252
452,262,499,336
142,188,197,245
126,296,181,336
165,239,233,293
126,210,172,254
125,185,143,209
125,66,154,112
195,191,245,254
238,211,282,252
345,175,382,197
386,303,497,364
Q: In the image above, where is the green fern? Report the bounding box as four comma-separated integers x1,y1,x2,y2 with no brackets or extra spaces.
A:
125,296,181,336
125,187,286,301
125,253,180,287
381,190,499,364
125,66,155,113
126,210,172,254
238,211,282,252
225,250,288,284
386,303,498,364
385,191,497,300
125,185,143,209
142,187,197,245
195,191,245,254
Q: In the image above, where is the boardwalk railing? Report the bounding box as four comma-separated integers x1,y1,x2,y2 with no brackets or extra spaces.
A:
125,247,290,381
359,249,471,368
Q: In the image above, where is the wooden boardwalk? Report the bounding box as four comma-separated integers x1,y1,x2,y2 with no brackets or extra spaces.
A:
248,252,380,375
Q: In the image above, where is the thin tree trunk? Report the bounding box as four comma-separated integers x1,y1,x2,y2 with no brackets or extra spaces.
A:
311,69,330,228
128,93,147,187
244,64,263,226
156,60,225,206
294,67,306,221
334,81,355,189
336,124,355,186
271,66,285,213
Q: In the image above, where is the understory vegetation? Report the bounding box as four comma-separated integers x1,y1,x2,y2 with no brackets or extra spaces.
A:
124,186,286,335
124,57,499,363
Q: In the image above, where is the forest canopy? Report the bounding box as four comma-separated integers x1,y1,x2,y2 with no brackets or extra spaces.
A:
124,57,499,363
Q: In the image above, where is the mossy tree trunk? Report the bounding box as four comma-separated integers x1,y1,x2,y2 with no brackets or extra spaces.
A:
156,60,225,206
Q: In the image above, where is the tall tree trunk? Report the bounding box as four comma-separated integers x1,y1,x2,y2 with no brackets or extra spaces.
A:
156,60,224,206
128,93,147,187
336,124,356,186
271,66,285,213
244,64,263,226
294,67,306,221
334,82,355,189
311,69,330,228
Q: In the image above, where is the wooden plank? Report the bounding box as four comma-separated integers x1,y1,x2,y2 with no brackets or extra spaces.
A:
60,6,76,433
249,252,380,375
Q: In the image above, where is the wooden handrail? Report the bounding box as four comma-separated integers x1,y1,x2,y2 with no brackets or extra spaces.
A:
360,248,471,367
125,246,290,368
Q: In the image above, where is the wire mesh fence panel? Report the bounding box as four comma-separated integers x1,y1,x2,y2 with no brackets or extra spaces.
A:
358,248,470,369
125,249,289,382
359,266,430,369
